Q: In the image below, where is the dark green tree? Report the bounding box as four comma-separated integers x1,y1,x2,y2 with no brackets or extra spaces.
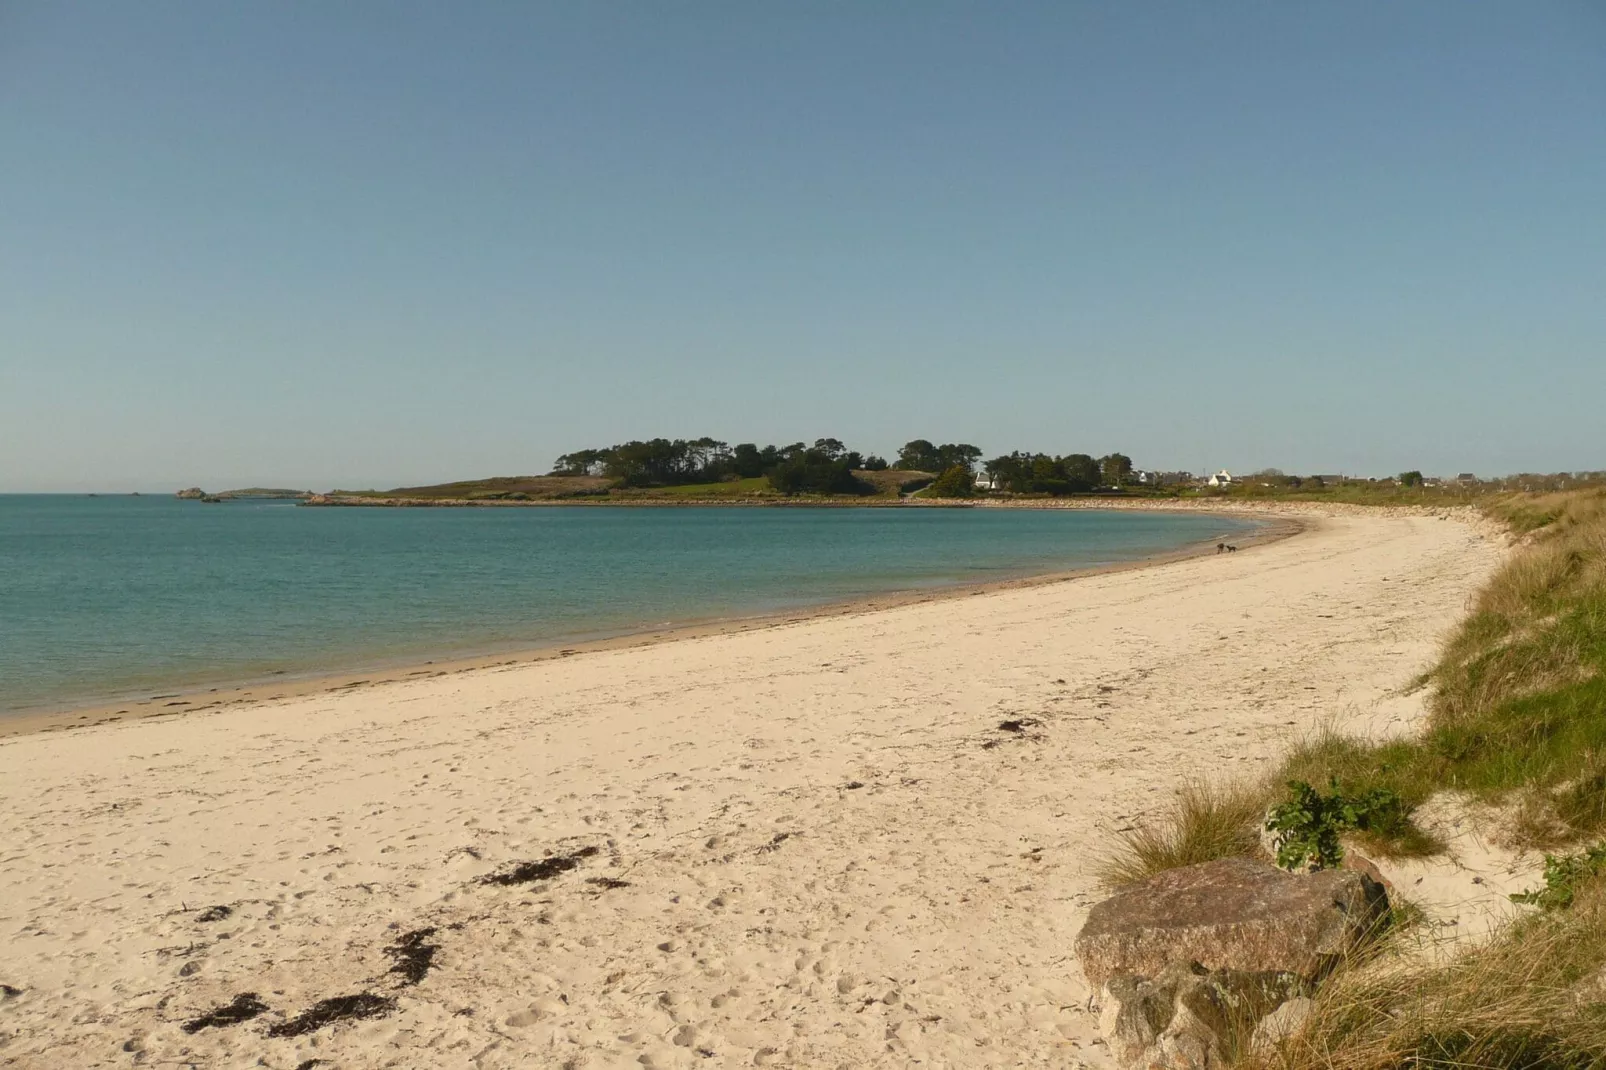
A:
1099,453,1134,487
896,440,941,472
766,443,873,496
550,449,608,476
1062,454,1100,492
925,466,976,498
812,438,847,461
731,443,766,478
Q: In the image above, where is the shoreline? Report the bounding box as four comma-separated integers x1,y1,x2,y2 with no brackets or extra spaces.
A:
0,506,1297,739
0,505,1504,1069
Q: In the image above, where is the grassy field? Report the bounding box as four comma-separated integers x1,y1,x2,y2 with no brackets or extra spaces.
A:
328,469,936,502
333,475,612,500
610,477,775,499
1095,488,1606,1069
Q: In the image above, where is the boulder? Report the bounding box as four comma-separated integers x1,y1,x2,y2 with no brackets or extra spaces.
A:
1250,996,1313,1053
1100,962,1308,1070
175,487,206,500
1340,852,1394,895
1076,857,1388,989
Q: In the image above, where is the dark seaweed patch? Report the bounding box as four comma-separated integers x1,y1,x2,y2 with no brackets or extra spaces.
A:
997,718,1042,733
196,904,233,923
265,992,396,1038
478,845,599,886
844,781,865,790
586,877,631,890
1,984,21,999
295,1060,325,1070
756,832,791,853
181,992,269,1033
384,927,439,985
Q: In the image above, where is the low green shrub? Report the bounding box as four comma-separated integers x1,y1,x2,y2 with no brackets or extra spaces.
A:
1265,779,1409,871
1510,841,1606,910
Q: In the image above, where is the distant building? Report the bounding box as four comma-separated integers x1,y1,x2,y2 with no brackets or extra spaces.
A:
1456,472,1477,484
1207,470,1234,487
974,472,999,491
1132,470,1192,486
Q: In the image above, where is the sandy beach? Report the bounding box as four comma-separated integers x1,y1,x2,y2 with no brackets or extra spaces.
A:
0,507,1506,1069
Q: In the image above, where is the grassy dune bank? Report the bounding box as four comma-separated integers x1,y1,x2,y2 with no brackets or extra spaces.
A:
1103,488,1606,1069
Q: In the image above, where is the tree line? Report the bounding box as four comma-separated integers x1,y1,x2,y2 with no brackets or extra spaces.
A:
551,438,889,493
976,452,1133,496
548,437,1140,497
550,437,996,496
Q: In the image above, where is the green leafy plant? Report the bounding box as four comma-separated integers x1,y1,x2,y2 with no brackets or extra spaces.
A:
1266,779,1408,871
1510,841,1606,910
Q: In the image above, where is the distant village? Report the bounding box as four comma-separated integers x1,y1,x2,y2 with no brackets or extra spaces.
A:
976,467,1606,495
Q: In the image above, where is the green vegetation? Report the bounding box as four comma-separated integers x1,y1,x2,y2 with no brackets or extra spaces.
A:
550,436,895,491
856,469,935,497
613,477,773,499
333,475,612,501
542,435,1158,499
983,451,1103,494
1185,470,1606,508
896,440,981,474
1086,487,1606,1069
1265,780,1410,872
216,487,312,499
923,466,977,499
1273,732,1443,859
538,436,1000,499
327,449,1606,507
1264,488,1606,853
766,442,875,497
1101,453,1134,486
1511,842,1606,911
1254,876,1606,1070
1098,780,1267,888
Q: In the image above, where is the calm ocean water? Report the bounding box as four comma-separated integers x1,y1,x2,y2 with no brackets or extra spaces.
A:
0,496,1257,714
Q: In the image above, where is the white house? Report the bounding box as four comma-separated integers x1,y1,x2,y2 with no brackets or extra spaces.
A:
974,472,999,491
1207,470,1234,487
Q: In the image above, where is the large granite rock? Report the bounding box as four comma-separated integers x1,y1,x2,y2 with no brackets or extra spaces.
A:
1076,857,1388,989
1100,963,1308,1070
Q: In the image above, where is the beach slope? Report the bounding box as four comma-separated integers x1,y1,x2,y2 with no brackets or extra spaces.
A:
0,509,1501,1069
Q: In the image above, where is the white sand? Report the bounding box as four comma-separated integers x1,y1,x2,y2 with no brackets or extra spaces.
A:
0,509,1505,1069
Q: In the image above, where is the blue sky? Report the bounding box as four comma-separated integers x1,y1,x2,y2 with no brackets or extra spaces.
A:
2,2,1602,491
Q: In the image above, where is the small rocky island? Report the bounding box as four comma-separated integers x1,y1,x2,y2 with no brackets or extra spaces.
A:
175,487,312,502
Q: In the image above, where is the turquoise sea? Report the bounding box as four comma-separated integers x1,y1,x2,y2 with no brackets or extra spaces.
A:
0,496,1258,715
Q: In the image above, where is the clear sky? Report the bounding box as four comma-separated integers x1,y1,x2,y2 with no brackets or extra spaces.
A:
2,2,1602,491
